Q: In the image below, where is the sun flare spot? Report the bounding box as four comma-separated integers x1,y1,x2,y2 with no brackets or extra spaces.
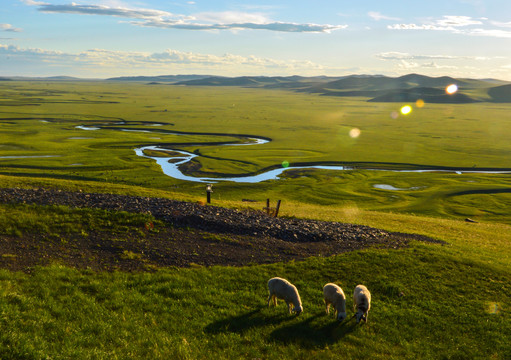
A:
282,160,290,168
349,128,361,138
400,105,412,115
416,99,425,108
446,84,458,95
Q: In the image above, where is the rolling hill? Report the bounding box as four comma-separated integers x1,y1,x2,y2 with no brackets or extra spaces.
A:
173,73,510,103
488,84,511,102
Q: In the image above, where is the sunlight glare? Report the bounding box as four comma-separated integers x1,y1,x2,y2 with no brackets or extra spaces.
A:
400,105,412,115
416,99,425,108
349,128,361,138
390,111,399,119
282,160,290,168
446,84,458,94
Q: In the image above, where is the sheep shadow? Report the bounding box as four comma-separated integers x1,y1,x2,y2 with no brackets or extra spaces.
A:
205,307,360,348
269,312,359,348
204,306,296,335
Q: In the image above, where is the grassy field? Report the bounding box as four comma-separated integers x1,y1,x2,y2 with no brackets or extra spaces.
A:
0,81,510,358
0,187,509,359
1,81,511,223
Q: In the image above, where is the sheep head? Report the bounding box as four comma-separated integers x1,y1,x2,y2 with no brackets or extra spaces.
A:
355,311,366,323
337,311,347,322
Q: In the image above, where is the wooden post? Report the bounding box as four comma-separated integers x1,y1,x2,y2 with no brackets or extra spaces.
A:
266,198,270,215
275,200,281,218
206,184,213,204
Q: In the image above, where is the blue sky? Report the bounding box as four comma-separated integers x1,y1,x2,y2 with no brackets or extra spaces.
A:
2,0,511,79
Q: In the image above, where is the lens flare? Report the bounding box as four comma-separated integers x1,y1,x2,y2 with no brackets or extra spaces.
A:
400,105,412,115
446,84,458,94
487,302,500,314
349,128,361,138
416,99,425,108
390,111,399,119
282,160,290,168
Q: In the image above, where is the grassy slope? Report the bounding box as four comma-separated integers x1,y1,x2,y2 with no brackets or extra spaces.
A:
0,178,510,359
0,82,510,358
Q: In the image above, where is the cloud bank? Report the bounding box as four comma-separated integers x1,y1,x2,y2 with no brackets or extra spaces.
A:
28,2,346,33
0,44,326,77
388,15,511,38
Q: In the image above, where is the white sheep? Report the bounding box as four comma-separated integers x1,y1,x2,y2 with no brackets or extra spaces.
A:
353,284,371,323
267,277,303,315
323,283,347,322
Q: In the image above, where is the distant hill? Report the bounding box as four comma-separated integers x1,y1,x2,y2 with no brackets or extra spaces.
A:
174,73,511,103
174,75,339,88
488,84,511,102
44,76,81,80
367,87,478,103
107,75,212,82
5,72,511,103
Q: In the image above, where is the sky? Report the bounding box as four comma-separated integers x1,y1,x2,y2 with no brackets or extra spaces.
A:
1,0,511,79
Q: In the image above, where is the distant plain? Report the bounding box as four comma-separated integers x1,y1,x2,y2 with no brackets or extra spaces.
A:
1,79,511,224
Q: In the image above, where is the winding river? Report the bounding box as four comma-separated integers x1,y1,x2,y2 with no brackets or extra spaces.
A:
77,123,511,184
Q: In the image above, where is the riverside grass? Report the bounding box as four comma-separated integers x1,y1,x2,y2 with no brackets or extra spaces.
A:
1,81,511,358
2,81,511,224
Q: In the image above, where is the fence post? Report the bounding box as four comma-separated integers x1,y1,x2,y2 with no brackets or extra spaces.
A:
206,184,213,204
275,200,281,218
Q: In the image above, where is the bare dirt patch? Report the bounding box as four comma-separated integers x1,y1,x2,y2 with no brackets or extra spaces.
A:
0,188,442,272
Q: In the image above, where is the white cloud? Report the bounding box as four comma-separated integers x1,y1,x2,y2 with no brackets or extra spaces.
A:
132,19,346,33
492,20,511,28
435,15,482,27
24,1,347,33
387,15,511,38
194,11,268,24
465,28,511,38
368,11,400,21
397,60,420,70
376,52,495,61
0,24,22,32
421,62,457,70
387,23,453,31
37,3,175,20
0,44,327,76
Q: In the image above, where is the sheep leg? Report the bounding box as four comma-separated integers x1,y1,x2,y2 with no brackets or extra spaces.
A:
325,302,330,315
287,302,292,314
267,294,275,307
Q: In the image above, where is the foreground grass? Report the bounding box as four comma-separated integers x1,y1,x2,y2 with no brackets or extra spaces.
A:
0,244,509,359
0,180,509,359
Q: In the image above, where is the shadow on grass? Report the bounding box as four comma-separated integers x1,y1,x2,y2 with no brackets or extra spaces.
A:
269,312,359,348
205,306,296,334
205,307,360,348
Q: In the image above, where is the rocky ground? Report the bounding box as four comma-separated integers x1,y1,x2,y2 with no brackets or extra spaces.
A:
0,188,442,272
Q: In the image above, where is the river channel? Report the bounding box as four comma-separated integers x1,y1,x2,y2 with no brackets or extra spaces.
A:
77,124,511,184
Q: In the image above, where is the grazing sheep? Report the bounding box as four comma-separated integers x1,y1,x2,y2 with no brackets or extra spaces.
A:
267,277,303,315
323,283,347,322
353,285,371,323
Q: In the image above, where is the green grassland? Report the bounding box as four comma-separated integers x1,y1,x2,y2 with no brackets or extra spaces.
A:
0,81,510,359
0,196,510,359
1,81,511,223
